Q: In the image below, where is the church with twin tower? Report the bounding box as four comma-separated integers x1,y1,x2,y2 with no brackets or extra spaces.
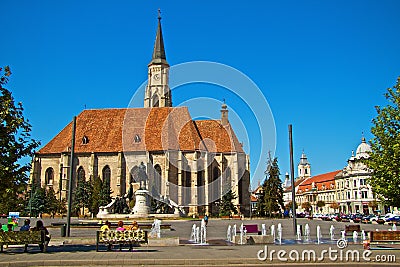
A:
30,13,251,217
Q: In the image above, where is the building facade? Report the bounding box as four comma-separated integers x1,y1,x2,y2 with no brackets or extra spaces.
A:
29,15,251,217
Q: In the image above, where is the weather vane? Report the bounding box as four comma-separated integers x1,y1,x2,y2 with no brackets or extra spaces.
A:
158,9,161,20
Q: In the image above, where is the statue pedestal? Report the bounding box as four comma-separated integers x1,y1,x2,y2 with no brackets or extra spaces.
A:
131,189,150,216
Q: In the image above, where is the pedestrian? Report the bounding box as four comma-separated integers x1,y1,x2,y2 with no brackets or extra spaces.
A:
20,219,31,231
204,214,209,226
100,220,111,231
6,224,13,232
32,220,51,251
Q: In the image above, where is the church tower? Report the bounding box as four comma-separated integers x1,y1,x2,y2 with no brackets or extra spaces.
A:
298,151,311,178
144,10,172,108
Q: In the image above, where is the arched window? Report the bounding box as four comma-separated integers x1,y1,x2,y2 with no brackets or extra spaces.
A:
82,136,89,144
45,168,54,185
77,167,85,183
153,164,162,195
102,166,111,186
152,94,159,107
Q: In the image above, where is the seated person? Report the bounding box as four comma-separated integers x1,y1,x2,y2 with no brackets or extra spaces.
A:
116,220,125,231
32,220,51,251
20,219,31,231
126,221,139,231
100,221,111,231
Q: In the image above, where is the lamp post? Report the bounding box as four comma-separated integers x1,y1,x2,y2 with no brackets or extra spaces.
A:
66,116,76,237
289,124,297,237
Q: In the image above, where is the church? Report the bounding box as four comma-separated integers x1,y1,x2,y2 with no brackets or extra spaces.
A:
29,14,251,217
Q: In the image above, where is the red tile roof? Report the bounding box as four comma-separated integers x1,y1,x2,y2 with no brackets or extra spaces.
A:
297,170,341,193
38,107,244,154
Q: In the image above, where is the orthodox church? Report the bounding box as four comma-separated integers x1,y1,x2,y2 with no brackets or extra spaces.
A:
29,14,251,217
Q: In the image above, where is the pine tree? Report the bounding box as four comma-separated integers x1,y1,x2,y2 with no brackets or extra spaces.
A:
259,157,284,217
73,179,93,217
45,187,60,218
28,185,46,217
368,77,400,207
0,66,40,213
219,190,238,216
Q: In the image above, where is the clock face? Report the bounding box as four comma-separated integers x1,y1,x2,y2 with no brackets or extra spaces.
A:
153,73,160,81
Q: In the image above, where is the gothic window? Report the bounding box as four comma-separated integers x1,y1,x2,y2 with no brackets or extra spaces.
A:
134,134,141,143
152,94,159,107
153,164,162,196
45,167,54,185
102,166,111,186
77,167,85,183
82,136,89,144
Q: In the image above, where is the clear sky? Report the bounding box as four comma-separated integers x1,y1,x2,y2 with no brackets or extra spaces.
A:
2,0,400,189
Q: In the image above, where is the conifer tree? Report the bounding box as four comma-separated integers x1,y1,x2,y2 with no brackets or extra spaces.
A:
258,156,284,217
219,190,238,216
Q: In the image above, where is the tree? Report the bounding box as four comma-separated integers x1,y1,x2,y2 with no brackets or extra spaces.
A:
219,190,238,216
90,176,112,216
45,187,60,218
368,77,400,207
285,201,298,210
257,156,284,217
28,185,46,217
330,202,340,212
301,202,311,212
316,200,326,212
73,179,93,217
0,66,40,213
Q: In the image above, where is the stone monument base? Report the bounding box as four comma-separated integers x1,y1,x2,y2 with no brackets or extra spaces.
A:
233,235,274,245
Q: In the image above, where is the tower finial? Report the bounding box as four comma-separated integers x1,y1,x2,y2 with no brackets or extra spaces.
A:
158,8,161,20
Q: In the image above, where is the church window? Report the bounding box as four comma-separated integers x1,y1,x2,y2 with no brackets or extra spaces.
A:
152,94,159,107
77,167,85,183
45,167,54,185
102,166,111,186
82,136,89,144
305,169,308,174
361,191,368,199
134,134,141,143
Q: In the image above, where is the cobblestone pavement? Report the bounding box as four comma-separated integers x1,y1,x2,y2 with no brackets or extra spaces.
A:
1,217,400,266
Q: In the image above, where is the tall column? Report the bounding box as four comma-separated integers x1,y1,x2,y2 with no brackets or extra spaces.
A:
177,152,183,206
204,152,209,214
189,154,198,216
117,152,122,196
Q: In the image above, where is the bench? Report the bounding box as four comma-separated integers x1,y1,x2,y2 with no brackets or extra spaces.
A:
239,224,260,235
370,230,400,243
0,230,47,252
345,225,361,233
96,230,148,251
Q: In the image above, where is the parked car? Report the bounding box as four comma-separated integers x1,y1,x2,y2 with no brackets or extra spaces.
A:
386,215,400,223
351,214,363,223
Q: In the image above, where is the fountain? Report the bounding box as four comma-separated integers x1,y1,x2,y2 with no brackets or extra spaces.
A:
296,224,302,241
341,230,346,240
393,224,397,231
353,231,358,243
196,226,200,243
316,225,322,244
149,219,161,238
261,224,267,236
200,219,207,244
239,223,246,245
190,224,197,241
271,225,276,241
227,225,232,242
304,224,310,242
361,230,366,241
277,223,282,245
232,224,237,242
329,225,335,240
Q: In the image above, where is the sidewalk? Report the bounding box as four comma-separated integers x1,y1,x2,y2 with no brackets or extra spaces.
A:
1,237,399,266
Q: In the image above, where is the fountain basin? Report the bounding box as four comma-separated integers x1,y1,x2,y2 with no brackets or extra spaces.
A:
233,235,274,245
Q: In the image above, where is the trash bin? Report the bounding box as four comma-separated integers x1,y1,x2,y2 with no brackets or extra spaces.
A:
61,224,66,237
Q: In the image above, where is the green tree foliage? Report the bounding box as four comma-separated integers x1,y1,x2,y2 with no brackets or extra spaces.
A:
90,176,112,216
0,66,40,213
73,178,93,217
301,202,311,212
316,200,326,212
28,185,46,217
368,77,400,207
219,190,238,216
45,187,60,218
256,157,284,217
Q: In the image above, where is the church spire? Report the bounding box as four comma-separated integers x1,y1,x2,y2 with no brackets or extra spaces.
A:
149,9,169,66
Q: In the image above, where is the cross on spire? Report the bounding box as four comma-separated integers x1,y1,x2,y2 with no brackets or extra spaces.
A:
158,8,161,20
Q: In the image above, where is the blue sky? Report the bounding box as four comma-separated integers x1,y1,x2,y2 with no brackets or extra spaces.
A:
2,1,400,189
